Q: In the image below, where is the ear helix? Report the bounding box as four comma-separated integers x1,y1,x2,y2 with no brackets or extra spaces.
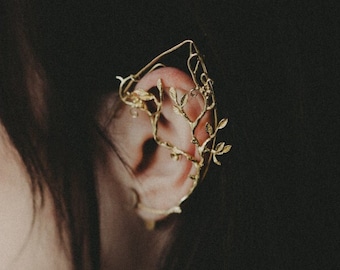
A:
116,40,231,229
126,67,201,224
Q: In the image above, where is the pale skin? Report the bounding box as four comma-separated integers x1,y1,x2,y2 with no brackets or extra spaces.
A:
0,67,205,269
0,124,72,269
0,110,172,270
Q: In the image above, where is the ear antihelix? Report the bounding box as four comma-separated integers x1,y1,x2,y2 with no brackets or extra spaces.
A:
116,40,231,229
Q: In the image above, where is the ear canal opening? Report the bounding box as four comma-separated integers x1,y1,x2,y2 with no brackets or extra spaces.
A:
135,138,158,174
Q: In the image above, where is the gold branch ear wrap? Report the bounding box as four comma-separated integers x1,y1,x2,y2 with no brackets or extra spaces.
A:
116,40,231,221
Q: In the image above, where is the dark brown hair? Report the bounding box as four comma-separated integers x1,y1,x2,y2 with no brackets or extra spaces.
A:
1,0,100,268
2,1,337,270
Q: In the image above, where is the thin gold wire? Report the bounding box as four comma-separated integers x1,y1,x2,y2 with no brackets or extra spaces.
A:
116,40,231,217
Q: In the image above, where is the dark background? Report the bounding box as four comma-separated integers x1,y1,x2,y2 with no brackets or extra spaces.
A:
35,1,339,269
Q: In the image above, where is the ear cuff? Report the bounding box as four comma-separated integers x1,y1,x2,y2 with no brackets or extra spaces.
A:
116,40,231,227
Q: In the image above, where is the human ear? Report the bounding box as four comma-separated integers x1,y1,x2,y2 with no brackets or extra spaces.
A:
109,40,231,229
111,67,212,225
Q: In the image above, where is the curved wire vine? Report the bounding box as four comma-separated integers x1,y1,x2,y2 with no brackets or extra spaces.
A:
116,40,231,216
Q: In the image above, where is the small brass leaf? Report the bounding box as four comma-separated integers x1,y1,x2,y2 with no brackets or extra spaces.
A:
134,90,154,101
169,87,177,102
134,89,148,96
205,122,213,136
213,154,221,166
173,105,182,115
180,94,188,107
215,142,225,152
223,145,232,154
157,79,162,91
217,118,228,130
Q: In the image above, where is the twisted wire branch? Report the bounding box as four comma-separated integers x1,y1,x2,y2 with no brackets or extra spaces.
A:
116,40,231,216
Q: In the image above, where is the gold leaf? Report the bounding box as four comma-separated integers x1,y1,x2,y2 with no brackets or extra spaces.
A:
157,79,162,91
139,95,155,102
213,154,221,166
205,122,213,136
133,89,149,96
217,118,228,130
169,87,177,102
141,96,155,102
180,94,188,107
215,142,225,152
223,145,232,154
173,105,182,115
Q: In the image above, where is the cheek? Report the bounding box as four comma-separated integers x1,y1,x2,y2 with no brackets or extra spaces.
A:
0,126,35,265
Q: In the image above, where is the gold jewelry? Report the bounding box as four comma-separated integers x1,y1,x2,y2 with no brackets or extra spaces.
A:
116,40,231,220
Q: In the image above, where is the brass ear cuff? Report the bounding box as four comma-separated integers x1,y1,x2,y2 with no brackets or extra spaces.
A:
116,40,231,219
